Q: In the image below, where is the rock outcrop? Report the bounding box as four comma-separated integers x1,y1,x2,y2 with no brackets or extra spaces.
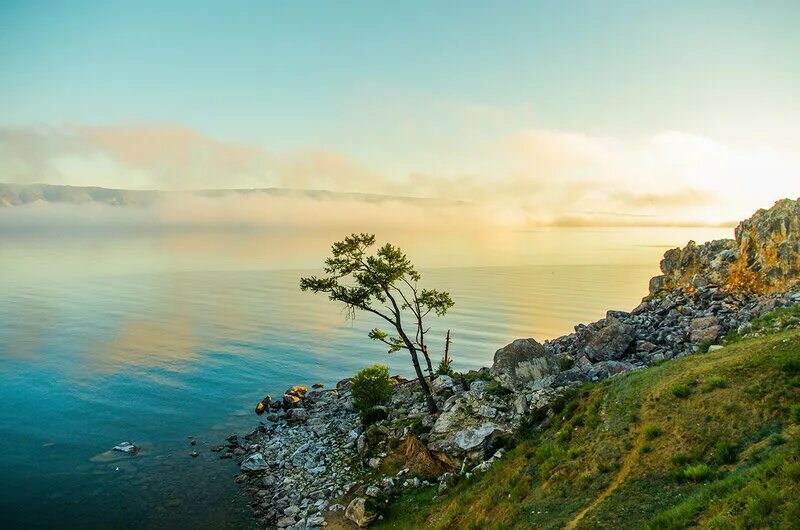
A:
649,198,800,296
490,338,560,390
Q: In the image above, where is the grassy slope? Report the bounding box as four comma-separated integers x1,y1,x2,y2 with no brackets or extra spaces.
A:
373,320,800,529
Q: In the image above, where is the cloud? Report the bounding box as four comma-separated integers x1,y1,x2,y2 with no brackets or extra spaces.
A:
1,122,798,228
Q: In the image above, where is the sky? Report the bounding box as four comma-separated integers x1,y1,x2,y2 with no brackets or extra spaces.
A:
1,0,800,227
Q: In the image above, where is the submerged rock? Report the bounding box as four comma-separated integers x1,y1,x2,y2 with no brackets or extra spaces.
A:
112,442,138,455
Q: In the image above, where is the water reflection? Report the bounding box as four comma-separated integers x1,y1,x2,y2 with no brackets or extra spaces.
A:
0,226,730,527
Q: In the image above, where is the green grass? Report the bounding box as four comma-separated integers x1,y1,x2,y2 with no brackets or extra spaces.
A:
372,313,800,530
669,383,692,399
644,425,664,440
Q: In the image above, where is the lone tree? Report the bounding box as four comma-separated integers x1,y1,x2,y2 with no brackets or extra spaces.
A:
300,233,454,414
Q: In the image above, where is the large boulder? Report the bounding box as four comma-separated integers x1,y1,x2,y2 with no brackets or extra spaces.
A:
689,316,722,344
491,338,559,390
582,316,635,362
345,497,378,527
240,452,269,472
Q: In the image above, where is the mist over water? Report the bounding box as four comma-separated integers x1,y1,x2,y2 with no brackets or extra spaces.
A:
0,224,729,527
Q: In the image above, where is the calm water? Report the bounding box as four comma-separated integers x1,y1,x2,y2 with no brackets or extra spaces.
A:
0,227,728,528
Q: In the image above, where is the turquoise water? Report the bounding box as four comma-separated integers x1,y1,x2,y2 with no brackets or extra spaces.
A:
0,228,725,527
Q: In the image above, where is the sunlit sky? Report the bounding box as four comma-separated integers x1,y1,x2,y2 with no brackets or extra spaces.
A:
1,1,800,227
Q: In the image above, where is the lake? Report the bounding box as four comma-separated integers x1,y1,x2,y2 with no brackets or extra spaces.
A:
0,226,728,528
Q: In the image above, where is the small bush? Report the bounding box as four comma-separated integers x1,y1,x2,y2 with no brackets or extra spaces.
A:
767,434,786,447
790,404,800,423
783,359,800,375
683,463,712,483
644,425,664,440
670,383,692,399
351,364,392,413
702,375,728,393
640,443,653,454
484,381,512,397
715,441,738,465
434,358,454,377
361,406,388,426
698,339,715,353
559,357,574,371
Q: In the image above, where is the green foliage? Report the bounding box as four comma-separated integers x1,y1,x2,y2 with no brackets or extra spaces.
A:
484,381,512,397
683,463,712,483
362,406,389,426
559,357,574,371
434,358,454,377
790,404,800,423
670,383,692,399
640,443,653,454
351,364,392,414
701,375,728,393
644,425,664,440
715,440,738,465
697,339,715,353
300,234,455,413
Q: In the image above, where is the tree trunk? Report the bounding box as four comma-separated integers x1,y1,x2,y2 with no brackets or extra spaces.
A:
400,334,438,414
421,344,434,379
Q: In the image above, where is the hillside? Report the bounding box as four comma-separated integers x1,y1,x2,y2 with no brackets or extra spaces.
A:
0,182,446,208
372,310,800,529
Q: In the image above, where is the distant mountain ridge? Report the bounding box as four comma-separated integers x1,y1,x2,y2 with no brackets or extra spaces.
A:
0,183,445,208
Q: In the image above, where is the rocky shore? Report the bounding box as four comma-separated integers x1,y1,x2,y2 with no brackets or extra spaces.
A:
219,198,800,529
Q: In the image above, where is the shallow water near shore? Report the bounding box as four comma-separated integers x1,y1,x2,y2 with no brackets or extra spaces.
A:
0,227,728,528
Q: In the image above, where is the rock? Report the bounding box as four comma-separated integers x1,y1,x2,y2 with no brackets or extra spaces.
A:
240,453,269,472
255,395,272,415
312,383,324,389
345,497,378,527
453,423,505,452
286,408,308,424
648,199,800,296
283,394,301,408
367,457,381,469
189,451,198,458
210,445,224,452
365,485,381,497
708,344,724,352
583,316,635,361
276,516,296,528
491,338,559,390
112,442,138,455
306,515,326,527
689,316,721,344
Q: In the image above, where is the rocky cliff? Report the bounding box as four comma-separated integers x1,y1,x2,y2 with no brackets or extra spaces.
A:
649,198,800,296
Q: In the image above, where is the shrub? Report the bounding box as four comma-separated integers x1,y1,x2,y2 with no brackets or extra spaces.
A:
351,364,392,413
670,383,692,399
640,443,653,454
644,425,664,440
790,404,800,423
361,406,388,426
434,358,454,377
715,440,738,465
702,376,728,393
683,463,712,483
484,381,512,397
698,339,715,353
559,357,574,371
783,359,800,376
